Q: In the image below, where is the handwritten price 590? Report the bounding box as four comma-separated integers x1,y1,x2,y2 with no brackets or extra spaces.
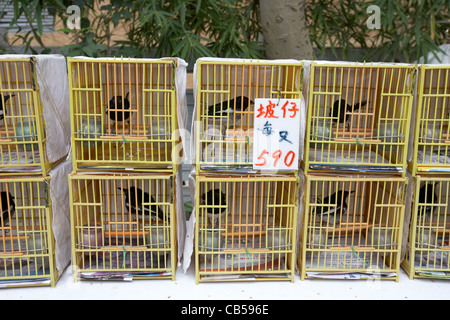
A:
255,149,296,168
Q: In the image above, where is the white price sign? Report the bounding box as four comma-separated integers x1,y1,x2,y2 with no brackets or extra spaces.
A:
252,98,301,171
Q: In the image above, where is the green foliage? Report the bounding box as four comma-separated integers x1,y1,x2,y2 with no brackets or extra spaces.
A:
3,0,449,63
370,0,449,63
4,0,66,54
118,0,263,59
305,0,449,63
306,0,369,60
3,0,263,60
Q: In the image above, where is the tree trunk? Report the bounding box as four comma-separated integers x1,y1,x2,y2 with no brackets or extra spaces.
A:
259,0,315,60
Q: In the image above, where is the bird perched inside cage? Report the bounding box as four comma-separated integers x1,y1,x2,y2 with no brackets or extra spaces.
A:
410,182,440,247
200,188,227,227
119,186,167,223
206,96,253,129
417,182,440,221
0,191,15,228
0,94,14,121
106,92,131,131
330,99,367,131
314,190,354,226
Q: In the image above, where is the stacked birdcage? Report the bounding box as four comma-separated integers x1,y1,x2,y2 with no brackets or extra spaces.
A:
190,58,303,283
299,61,416,281
403,65,450,279
67,57,187,281
0,55,71,288
0,177,58,287
0,57,54,175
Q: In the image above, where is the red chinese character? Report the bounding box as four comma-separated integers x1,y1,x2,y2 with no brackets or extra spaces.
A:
281,101,289,118
256,104,266,118
256,100,279,119
288,102,299,118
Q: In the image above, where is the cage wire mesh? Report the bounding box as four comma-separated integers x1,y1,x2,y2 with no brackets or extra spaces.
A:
402,176,450,279
299,175,407,281
411,66,450,175
68,57,180,172
305,62,416,175
0,58,50,175
69,173,176,281
194,174,299,283
196,60,303,170
0,177,57,287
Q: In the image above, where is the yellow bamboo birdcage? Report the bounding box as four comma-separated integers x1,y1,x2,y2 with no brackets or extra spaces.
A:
0,57,53,176
304,62,417,176
68,57,183,173
0,176,58,288
195,59,304,172
402,176,450,279
194,173,299,283
410,65,450,176
69,173,177,281
298,174,407,281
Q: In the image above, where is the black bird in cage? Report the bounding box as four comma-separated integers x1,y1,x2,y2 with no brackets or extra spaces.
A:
119,187,167,223
330,99,367,131
106,92,131,123
314,190,354,226
0,192,15,227
200,188,227,226
417,182,440,221
206,96,253,128
0,94,14,121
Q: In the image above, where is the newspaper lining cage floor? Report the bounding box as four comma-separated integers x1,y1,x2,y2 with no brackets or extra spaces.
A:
69,173,177,281
194,174,299,283
0,57,53,175
402,176,450,279
410,65,450,175
0,176,58,287
304,62,417,176
68,57,183,172
195,59,304,171
299,174,407,281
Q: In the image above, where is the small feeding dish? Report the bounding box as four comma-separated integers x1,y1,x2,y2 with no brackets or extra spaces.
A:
15,120,40,151
81,118,104,148
81,223,103,253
